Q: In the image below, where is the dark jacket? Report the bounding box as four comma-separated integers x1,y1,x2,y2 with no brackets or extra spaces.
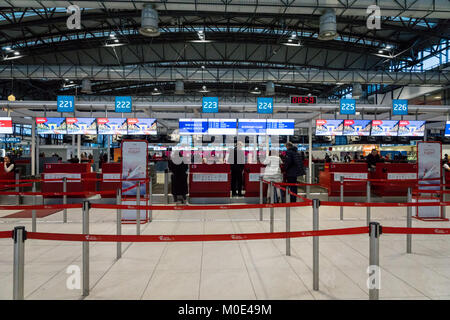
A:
366,153,383,169
168,160,188,196
230,146,245,172
284,146,304,177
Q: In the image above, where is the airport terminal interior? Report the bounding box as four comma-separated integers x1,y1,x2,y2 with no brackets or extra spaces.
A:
0,0,450,302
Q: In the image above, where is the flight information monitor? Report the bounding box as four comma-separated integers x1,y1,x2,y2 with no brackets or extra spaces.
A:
315,120,343,136
179,119,208,135
397,120,426,137
266,119,295,135
445,121,450,136
237,119,267,135
371,120,399,136
342,120,371,136
207,119,237,135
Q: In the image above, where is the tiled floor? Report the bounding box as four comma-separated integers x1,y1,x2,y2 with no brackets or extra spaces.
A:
0,203,450,300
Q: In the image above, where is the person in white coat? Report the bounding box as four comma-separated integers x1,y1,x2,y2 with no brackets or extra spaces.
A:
262,150,283,203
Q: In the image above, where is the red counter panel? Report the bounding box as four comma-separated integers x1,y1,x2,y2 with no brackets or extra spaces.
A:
100,162,121,198
320,163,368,196
42,163,96,198
243,163,266,197
189,164,231,198
372,163,418,196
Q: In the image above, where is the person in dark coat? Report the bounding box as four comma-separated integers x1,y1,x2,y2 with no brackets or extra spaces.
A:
230,141,245,197
366,149,383,171
168,151,189,204
284,142,304,202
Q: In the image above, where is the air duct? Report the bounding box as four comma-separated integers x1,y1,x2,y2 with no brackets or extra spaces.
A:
81,79,92,94
318,9,338,40
139,5,160,37
266,81,275,96
175,80,185,95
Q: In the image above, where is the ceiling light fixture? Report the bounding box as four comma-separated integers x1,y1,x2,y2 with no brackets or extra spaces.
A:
250,87,261,94
199,85,210,93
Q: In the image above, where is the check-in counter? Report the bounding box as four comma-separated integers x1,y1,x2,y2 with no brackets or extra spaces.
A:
41,163,96,198
243,163,266,198
371,163,418,197
319,163,368,197
189,164,231,201
100,162,121,198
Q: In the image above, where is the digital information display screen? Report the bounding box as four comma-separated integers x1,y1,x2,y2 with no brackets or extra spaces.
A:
371,120,399,136
398,120,426,137
66,118,97,135
266,119,295,135
315,120,343,136
290,96,317,104
238,119,267,135
0,117,13,134
127,118,157,135
36,117,67,135
445,121,450,136
207,119,237,135
97,118,128,135
342,120,371,136
179,119,208,135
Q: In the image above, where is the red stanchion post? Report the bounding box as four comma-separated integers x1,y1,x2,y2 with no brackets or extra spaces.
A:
13,226,26,300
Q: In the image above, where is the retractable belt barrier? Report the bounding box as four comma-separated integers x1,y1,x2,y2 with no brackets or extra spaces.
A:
2,226,450,242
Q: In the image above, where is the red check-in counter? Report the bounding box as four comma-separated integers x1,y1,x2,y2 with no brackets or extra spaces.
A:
189,164,231,198
445,171,450,187
319,163,368,196
243,163,266,197
42,163,96,198
372,163,418,197
100,162,121,198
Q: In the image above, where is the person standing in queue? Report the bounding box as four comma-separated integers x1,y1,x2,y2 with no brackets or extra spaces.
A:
168,151,189,204
3,155,15,173
231,141,245,197
284,142,304,202
262,150,283,203
366,148,383,171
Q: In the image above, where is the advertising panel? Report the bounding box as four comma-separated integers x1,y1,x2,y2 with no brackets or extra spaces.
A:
315,120,343,136
398,120,426,137
36,117,67,134
127,118,157,135
66,118,97,135
97,118,128,135
0,117,13,134
342,120,371,136
371,120,399,136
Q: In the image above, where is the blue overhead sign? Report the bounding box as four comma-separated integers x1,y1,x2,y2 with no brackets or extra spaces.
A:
202,97,219,113
0,137,21,143
115,96,132,113
392,99,408,115
57,96,75,113
257,97,273,114
339,99,356,115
